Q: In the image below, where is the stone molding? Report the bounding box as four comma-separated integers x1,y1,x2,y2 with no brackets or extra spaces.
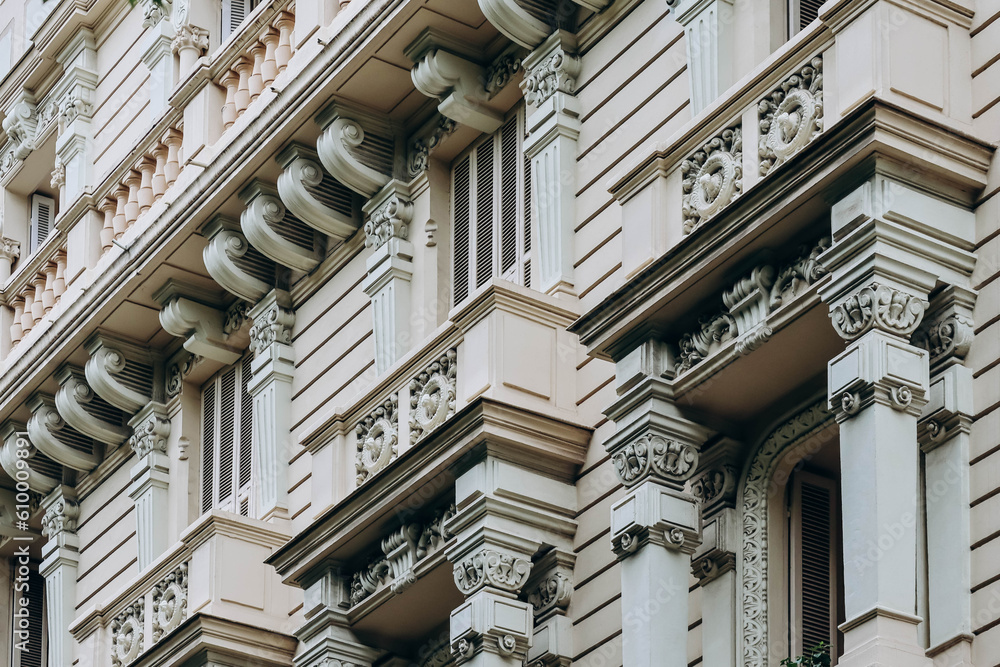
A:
201,215,275,303
406,30,503,134
355,394,399,485
240,181,323,273
27,393,100,472
681,124,742,234
409,349,457,445
758,57,823,176
610,480,702,558
740,400,834,667
451,591,534,664
828,331,930,420
316,103,395,199
276,142,361,240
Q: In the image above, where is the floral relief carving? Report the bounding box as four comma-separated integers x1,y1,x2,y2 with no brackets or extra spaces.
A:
111,598,145,667
830,283,926,340
485,52,522,98
611,433,699,486
355,394,398,485
409,349,457,445
741,401,833,667
759,57,823,176
223,300,250,335
690,464,737,509
152,562,188,642
165,354,202,398
408,115,458,175
912,311,974,365
41,497,80,538
249,299,294,354
129,411,171,459
769,236,830,307
453,549,532,595
681,126,742,234
526,572,572,616
677,312,737,373
521,47,580,106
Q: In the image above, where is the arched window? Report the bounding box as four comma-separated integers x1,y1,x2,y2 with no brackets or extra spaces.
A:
200,352,254,517
740,400,845,666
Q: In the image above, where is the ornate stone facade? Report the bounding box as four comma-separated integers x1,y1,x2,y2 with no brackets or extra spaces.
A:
151,562,188,641
355,395,399,485
409,349,457,444
682,125,743,233
111,598,145,667
758,57,823,176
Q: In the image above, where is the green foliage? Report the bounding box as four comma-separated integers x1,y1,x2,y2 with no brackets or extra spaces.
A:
780,643,831,667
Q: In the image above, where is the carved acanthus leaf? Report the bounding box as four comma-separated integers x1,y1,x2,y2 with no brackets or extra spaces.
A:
2,94,39,160
485,52,522,98
759,57,823,176
677,312,737,374
41,496,80,538
526,572,572,616
223,300,250,335
611,433,699,486
453,549,532,595
830,283,926,340
248,295,294,355
521,45,580,107
165,354,202,398
128,407,170,459
681,125,742,234
408,115,458,175
355,395,399,485
152,562,188,642
364,193,413,249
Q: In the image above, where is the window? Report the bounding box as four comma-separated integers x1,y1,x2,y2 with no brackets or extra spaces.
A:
28,193,53,255
222,0,262,39
201,353,254,517
9,561,45,667
789,0,823,35
452,108,532,306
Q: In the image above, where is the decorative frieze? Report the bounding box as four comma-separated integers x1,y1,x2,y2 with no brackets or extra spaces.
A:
829,282,926,340
111,597,145,667
758,57,823,176
364,192,413,250
409,349,457,445
611,434,699,487
521,43,580,107
355,394,399,485
152,562,188,642
681,125,742,234
453,548,532,595
676,237,830,373
349,503,455,606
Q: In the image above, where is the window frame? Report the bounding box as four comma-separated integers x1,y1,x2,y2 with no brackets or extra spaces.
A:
200,352,254,518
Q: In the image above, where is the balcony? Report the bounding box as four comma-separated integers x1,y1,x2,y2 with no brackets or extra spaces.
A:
69,511,299,667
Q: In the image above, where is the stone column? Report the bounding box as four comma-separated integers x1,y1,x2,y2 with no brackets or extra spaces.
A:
446,455,577,667
522,31,581,298
605,339,710,667
127,402,171,571
248,289,296,522
914,286,975,664
689,440,741,667
362,183,414,375
39,485,80,667
523,550,574,667
294,566,379,667
817,175,976,667
54,31,98,204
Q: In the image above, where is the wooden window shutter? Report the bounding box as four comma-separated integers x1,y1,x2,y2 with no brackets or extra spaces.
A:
499,115,519,279
474,136,495,289
217,367,237,509
11,566,45,667
222,0,252,39
29,194,53,254
201,380,216,513
237,353,254,517
523,143,532,290
453,156,471,305
790,472,838,658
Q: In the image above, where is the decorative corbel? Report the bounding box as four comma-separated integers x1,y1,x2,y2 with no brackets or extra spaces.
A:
27,394,100,472
239,181,324,273
315,102,396,199
154,281,243,365
0,423,60,494
201,215,275,303
54,365,131,446
476,0,556,49
2,92,39,160
85,331,159,414
406,30,504,134
276,143,361,240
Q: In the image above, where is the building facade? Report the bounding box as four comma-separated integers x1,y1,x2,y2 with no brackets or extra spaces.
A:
0,0,996,665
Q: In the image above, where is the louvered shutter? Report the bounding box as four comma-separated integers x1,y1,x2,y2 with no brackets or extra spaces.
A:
475,137,495,289
797,0,824,31
217,367,237,510
499,116,518,279
222,0,257,39
201,381,216,513
790,472,838,658
453,156,471,305
523,149,532,289
29,194,53,254
237,354,254,517
11,566,45,667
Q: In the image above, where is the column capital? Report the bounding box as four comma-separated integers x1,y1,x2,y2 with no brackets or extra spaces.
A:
912,285,975,373
829,282,927,341
610,480,701,558
521,31,580,109
363,182,414,251
40,485,80,552
828,330,930,420
128,401,171,459
249,288,295,356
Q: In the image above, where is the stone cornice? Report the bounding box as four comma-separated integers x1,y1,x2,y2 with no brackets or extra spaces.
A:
268,397,591,587
570,99,994,359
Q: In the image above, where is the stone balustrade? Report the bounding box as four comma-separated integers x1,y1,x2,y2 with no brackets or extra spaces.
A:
99,127,183,252
219,10,295,131
9,245,68,348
